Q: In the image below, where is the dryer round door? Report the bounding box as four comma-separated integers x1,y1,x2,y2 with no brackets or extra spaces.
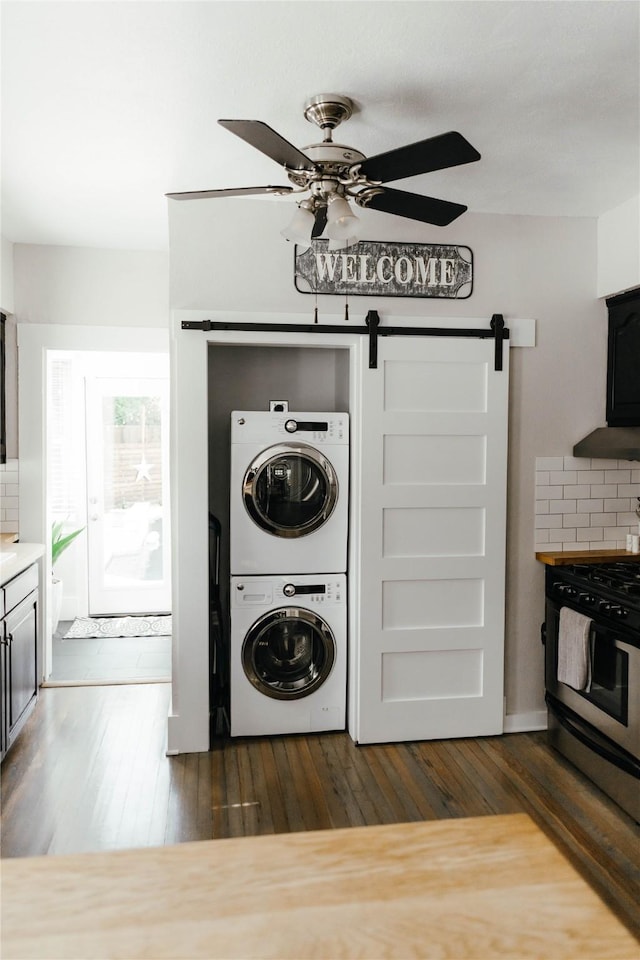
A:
242,607,336,700
242,443,338,538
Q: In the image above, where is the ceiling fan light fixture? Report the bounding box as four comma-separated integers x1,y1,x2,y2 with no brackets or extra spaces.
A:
280,200,316,243
325,193,360,241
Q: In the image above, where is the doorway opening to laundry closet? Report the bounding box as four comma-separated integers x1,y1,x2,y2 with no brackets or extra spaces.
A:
207,342,351,736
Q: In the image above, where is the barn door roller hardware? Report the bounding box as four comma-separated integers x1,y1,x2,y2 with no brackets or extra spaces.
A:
181,311,509,371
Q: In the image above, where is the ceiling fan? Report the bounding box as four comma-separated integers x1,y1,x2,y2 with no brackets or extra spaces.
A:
166,94,481,247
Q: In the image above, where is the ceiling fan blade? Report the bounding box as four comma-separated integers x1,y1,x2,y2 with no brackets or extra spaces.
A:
363,187,467,226
166,185,295,201
357,131,480,184
218,119,317,172
311,205,328,239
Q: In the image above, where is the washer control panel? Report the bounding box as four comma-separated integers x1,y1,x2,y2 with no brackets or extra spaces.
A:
232,576,345,606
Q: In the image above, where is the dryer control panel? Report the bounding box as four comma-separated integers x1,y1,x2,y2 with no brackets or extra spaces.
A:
231,411,348,445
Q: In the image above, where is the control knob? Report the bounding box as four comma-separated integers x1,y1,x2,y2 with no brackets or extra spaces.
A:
599,601,627,618
283,583,296,597
284,419,297,433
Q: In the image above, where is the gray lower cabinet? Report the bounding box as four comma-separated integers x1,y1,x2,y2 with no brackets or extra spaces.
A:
1,563,39,760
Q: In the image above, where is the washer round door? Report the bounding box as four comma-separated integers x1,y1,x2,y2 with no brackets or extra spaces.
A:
242,443,339,538
242,607,336,700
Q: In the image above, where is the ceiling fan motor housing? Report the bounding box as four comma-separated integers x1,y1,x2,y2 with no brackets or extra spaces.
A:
303,94,354,131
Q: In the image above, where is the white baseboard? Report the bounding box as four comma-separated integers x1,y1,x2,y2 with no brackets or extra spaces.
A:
504,710,548,734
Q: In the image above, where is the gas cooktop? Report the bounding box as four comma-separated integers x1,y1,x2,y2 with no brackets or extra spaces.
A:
546,562,640,635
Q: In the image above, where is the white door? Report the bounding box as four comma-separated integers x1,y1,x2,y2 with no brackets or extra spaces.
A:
86,377,171,615
352,334,509,743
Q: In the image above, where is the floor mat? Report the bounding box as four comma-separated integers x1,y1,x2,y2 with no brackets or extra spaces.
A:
64,615,172,639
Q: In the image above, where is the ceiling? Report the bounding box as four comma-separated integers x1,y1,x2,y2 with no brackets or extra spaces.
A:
2,1,639,252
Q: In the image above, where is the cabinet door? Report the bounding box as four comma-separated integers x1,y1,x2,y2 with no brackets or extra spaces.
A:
0,619,5,757
5,590,38,742
606,291,640,425
352,335,509,744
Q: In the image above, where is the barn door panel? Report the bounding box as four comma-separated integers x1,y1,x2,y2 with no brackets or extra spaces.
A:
353,335,509,744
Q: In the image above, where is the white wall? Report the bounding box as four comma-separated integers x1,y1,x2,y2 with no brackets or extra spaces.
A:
169,198,606,734
1,236,15,313
13,243,169,326
597,194,640,298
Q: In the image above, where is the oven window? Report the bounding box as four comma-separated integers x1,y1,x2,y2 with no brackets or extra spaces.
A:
577,632,629,725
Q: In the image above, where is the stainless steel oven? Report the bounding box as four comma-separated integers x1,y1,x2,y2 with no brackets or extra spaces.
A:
543,563,640,822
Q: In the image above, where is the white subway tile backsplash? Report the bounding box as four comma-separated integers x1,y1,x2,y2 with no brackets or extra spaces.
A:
535,485,563,500
590,513,618,526
604,527,632,540
563,514,590,527
556,529,577,542
589,485,617,498
549,499,576,513
563,485,591,499
536,457,564,471
549,470,576,485
0,459,19,534
605,470,631,483
577,499,604,512
535,515,563,529
577,471,604,484
604,498,630,512
534,454,640,556
577,527,601,541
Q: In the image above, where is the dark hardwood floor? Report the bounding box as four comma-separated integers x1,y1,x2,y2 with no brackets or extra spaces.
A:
1,683,639,939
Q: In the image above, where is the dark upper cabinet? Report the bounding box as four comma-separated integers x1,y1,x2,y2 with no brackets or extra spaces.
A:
606,288,640,426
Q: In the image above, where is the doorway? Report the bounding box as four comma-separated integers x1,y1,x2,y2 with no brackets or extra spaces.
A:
46,350,171,684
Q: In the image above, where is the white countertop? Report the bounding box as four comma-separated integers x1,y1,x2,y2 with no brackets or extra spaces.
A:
0,542,45,586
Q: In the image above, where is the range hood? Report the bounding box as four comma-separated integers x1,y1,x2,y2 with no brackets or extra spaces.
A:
573,426,640,461
573,288,640,462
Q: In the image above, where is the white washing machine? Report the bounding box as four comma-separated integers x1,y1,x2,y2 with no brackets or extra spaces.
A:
230,410,349,575
230,574,347,737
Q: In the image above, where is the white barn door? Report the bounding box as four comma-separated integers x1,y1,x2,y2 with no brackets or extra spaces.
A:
352,334,509,744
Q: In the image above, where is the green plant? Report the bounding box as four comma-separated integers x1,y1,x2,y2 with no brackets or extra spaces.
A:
51,520,84,568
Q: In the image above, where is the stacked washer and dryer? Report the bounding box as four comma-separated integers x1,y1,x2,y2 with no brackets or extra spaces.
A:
229,408,349,737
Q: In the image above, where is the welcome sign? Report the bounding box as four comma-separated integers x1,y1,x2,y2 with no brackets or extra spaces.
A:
294,240,473,299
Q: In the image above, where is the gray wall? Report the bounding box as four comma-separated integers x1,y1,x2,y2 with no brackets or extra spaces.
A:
170,198,606,724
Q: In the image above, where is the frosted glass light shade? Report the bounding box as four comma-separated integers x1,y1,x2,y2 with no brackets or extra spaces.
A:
280,203,316,243
326,195,360,241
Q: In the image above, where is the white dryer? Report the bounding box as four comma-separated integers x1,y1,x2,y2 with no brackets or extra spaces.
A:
230,574,347,737
230,410,349,575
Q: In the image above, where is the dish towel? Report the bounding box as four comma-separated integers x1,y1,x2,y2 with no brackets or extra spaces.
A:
557,606,592,691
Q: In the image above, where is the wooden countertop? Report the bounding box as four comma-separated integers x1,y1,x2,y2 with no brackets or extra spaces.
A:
2,814,637,959
536,549,640,566
0,542,44,586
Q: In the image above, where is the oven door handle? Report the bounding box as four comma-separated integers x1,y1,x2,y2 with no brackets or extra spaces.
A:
546,693,640,779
